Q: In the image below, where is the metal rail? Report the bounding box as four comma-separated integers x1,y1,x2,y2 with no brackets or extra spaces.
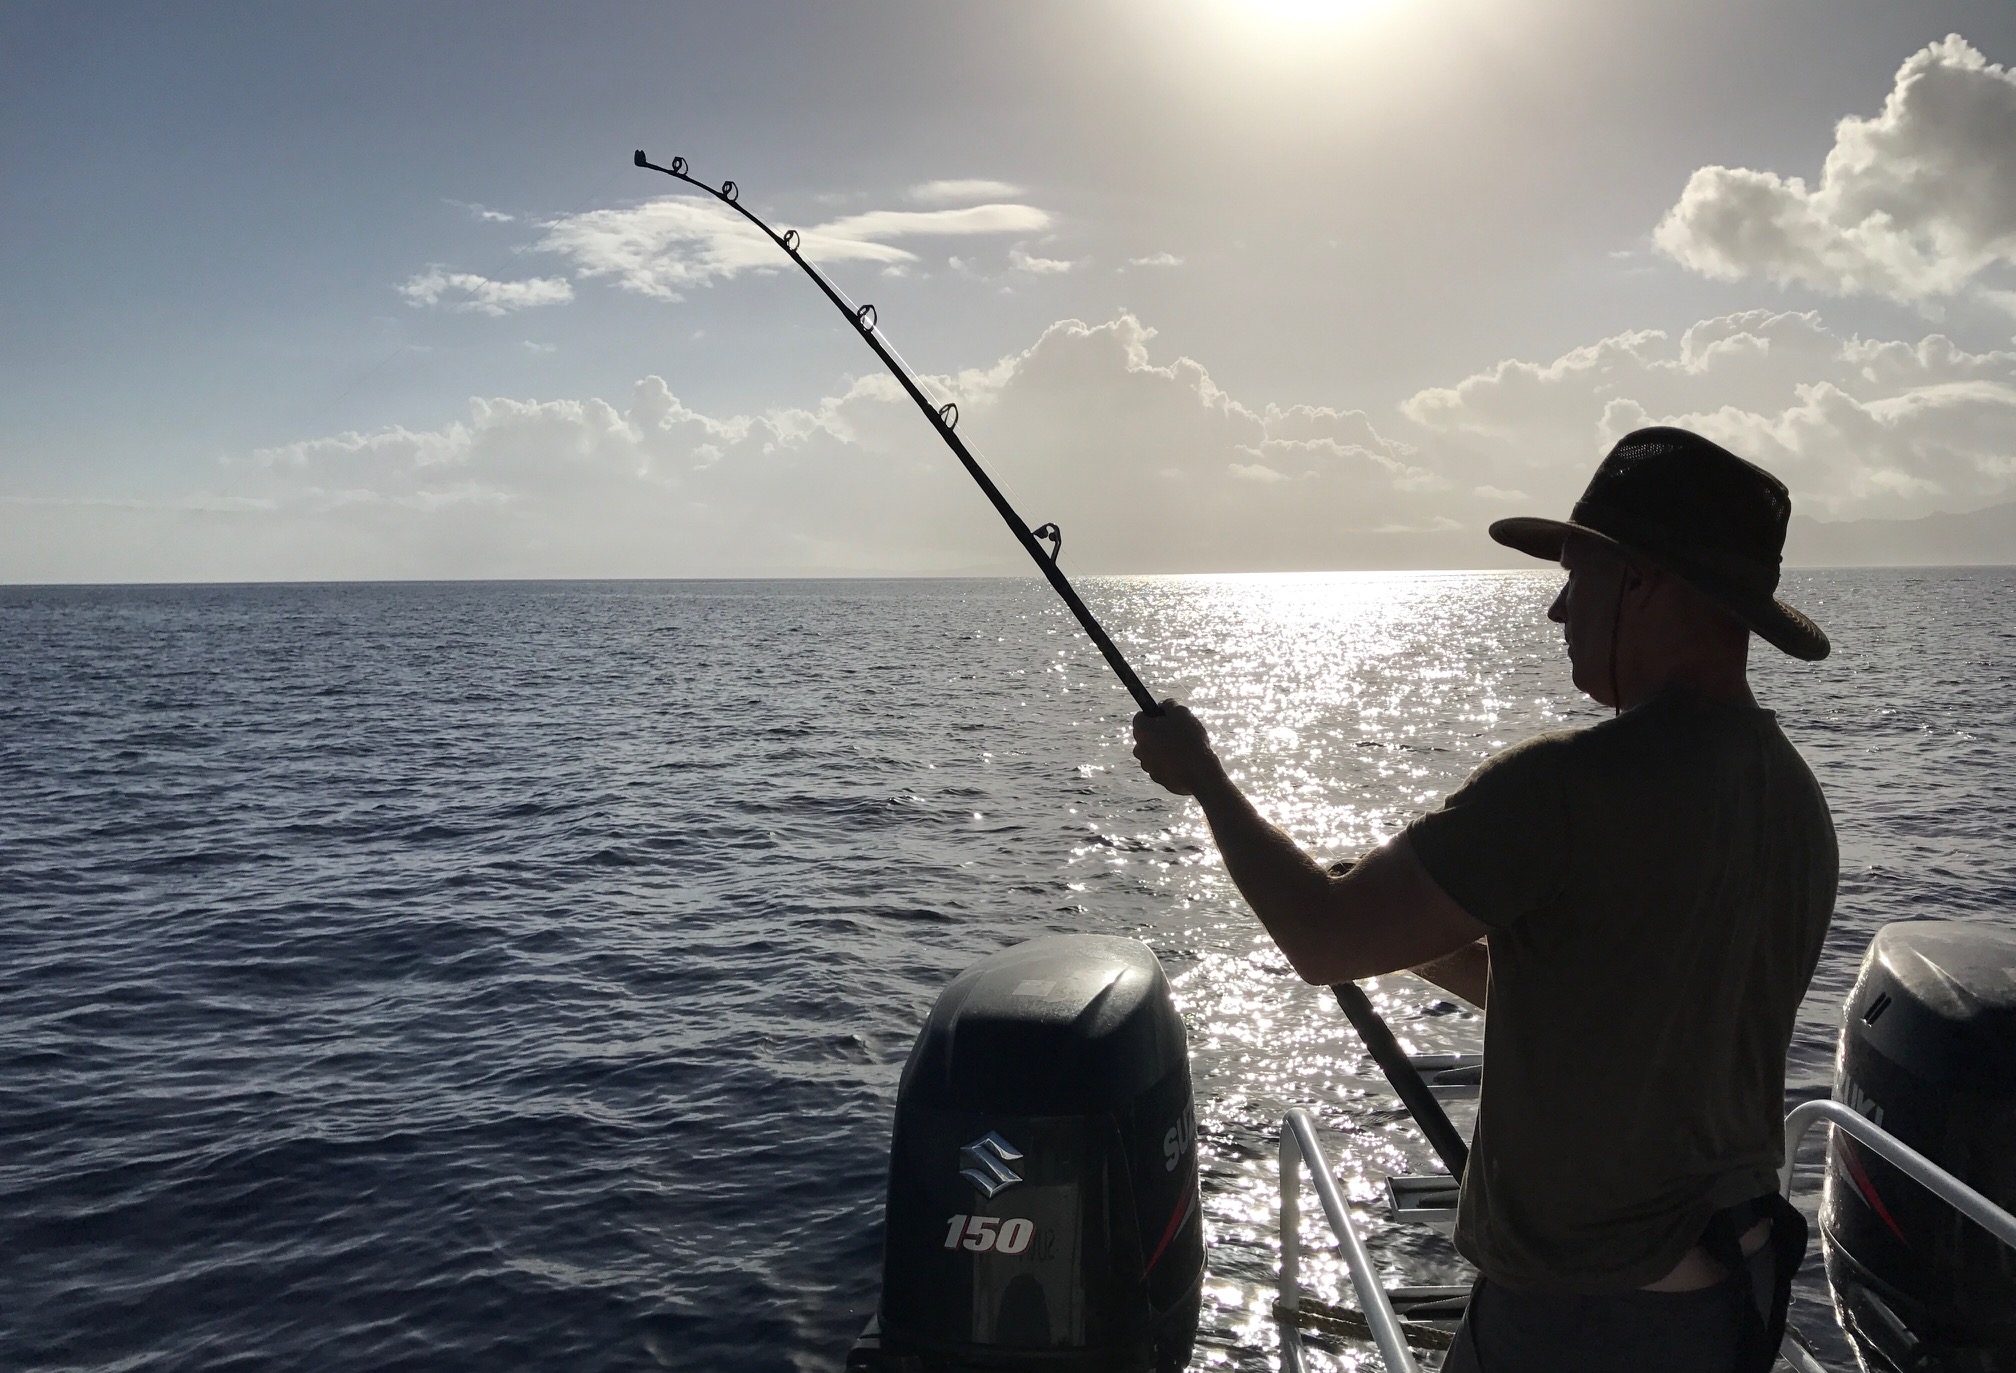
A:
1780,1328,1832,1373
1280,1108,1418,1373
630,150,1160,715
1273,1093,2016,1369
1781,1098,2016,1251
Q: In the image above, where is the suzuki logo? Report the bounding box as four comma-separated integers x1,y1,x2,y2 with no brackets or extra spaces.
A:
1841,1077,1886,1129
959,1131,1024,1198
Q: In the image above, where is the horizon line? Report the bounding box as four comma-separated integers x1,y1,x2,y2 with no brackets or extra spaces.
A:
4,561,2013,591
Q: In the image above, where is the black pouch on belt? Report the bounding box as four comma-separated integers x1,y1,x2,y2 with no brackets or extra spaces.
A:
1699,1192,1809,1373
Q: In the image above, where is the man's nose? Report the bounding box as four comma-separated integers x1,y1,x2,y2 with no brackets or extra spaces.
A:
1547,583,1568,623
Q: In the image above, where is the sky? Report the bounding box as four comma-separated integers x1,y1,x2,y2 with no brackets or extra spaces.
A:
3,0,2015,581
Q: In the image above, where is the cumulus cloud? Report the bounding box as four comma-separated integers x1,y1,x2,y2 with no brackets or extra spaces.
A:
1229,462,1290,482
1127,252,1184,268
539,197,1052,300
1404,309,2016,520
445,199,516,223
16,310,2013,582
1653,35,2016,305
399,269,573,315
910,178,1024,204
29,316,1450,581
1010,247,1077,275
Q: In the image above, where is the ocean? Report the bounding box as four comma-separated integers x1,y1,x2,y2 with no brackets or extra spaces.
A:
3,570,2011,1371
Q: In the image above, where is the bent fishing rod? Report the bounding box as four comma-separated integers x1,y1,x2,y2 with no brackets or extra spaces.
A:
631,150,1470,1179
633,149,1158,716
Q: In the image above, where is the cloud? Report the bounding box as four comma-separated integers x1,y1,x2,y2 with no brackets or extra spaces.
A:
1653,35,2016,305
539,197,1052,300
399,269,573,315
1403,308,2016,520
1229,462,1290,482
17,310,2015,582
446,199,516,223
32,316,1450,581
813,206,1050,241
1010,247,1077,275
1127,252,1184,268
910,178,1024,204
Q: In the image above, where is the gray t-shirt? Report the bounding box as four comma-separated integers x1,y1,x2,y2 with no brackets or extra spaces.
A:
1406,688,1836,1293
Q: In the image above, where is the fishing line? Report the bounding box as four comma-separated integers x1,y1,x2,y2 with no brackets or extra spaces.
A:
633,150,1159,716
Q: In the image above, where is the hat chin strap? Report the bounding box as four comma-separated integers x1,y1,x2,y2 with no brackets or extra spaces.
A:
1608,569,1629,716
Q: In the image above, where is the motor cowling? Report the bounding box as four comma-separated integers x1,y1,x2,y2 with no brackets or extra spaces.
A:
1824,921,2016,1372
849,935,1203,1372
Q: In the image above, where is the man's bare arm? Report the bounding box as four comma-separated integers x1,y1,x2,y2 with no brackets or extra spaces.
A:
1134,702,1486,984
1412,938,1489,1009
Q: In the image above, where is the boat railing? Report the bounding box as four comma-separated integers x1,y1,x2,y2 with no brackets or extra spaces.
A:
1277,1096,2016,1372
1780,1097,2016,1252
1278,1107,1419,1372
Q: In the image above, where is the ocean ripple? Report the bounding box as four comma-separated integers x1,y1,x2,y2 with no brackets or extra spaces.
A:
2,571,2010,1370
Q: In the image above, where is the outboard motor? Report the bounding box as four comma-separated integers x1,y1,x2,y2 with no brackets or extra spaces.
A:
849,935,1203,1371
1824,921,2016,1372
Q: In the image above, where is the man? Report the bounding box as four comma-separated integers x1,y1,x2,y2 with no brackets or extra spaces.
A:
1132,428,1837,1371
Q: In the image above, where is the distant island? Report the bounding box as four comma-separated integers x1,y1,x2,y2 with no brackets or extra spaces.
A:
1787,501,2016,568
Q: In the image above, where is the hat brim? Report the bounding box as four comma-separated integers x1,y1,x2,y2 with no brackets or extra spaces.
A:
1489,516,1831,662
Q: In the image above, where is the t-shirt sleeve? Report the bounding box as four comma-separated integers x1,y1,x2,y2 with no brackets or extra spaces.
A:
1404,734,1574,930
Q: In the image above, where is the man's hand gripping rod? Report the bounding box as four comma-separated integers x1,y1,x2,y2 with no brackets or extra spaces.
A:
632,150,1159,715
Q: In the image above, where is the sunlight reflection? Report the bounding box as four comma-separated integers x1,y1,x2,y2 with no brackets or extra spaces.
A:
1055,570,1581,1369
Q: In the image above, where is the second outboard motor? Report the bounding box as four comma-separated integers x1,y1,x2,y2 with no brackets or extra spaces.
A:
849,935,1203,1371
1825,921,2016,1372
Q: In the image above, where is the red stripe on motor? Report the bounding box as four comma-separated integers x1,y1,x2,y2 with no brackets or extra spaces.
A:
1145,1187,1196,1273
1841,1137,1910,1247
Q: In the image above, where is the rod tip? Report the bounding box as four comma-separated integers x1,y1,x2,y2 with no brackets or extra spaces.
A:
633,149,648,166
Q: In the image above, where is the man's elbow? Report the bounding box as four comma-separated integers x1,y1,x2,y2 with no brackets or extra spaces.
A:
1288,946,1375,987
1288,953,1332,987
1275,920,1346,984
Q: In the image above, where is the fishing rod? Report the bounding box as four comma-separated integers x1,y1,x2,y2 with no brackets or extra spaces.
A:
631,150,1468,1177
1332,982,1469,1177
632,150,1158,716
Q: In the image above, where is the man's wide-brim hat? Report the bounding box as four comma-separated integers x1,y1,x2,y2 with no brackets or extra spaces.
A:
1490,426,1830,660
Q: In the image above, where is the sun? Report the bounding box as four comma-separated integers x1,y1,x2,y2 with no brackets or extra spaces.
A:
1191,0,1411,53
1224,0,1401,28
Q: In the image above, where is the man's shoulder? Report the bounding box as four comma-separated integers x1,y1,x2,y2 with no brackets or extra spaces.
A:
1408,728,1582,929
1461,723,1588,789
1561,691,1785,763
1457,700,1742,808
1551,693,1832,831
1477,724,1584,771
1433,727,1580,817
